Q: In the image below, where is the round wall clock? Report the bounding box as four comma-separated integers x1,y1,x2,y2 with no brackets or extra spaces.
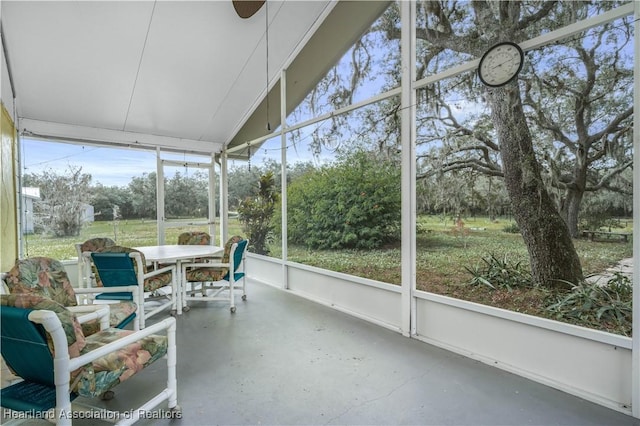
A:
477,41,524,87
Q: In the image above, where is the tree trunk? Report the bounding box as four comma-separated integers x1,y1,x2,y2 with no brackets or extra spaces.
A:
487,83,583,289
560,154,588,238
561,188,584,238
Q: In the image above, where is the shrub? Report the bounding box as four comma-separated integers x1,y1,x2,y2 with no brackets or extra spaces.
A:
502,222,520,233
286,150,401,250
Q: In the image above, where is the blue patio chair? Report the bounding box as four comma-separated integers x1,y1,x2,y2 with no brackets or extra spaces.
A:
86,247,177,329
181,236,249,313
0,293,179,425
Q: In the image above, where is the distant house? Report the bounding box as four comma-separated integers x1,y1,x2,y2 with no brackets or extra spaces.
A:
81,204,95,223
21,188,95,233
21,187,40,233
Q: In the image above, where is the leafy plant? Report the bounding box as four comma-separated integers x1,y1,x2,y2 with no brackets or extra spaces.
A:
465,253,532,291
545,276,632,336
605,272,632,298
237,172,279,255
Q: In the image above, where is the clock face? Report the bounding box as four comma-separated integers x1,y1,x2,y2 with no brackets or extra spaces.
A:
478,42,524,87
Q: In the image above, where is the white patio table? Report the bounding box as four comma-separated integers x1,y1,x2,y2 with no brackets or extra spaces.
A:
134,244,224,315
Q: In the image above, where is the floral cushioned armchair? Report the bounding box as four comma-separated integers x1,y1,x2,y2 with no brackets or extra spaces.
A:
0,292,177,422
0,293,168,396
184,235,244,283
181,235,248,313
4,257,137,335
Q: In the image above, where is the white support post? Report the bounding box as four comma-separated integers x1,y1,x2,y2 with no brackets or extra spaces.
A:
156,147,165,244
220,151,229,245
400,0,417,337
632,1,640,418
209,153,217,245
281,68,289,290
16,121,25,258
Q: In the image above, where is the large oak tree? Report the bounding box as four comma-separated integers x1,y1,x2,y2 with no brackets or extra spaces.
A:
386,1,591,288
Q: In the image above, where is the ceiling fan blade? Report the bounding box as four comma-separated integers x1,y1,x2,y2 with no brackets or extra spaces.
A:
232,0,266,19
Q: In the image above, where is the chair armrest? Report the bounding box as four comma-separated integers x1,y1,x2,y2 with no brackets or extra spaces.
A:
69,317,176,371
75,285,140,295
28,310,176,373
182,261,230,269
196,254,223,262
68,305,110,330
144,264,175,279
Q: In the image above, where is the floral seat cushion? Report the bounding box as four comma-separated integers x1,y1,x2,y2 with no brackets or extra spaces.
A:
5,257,137,332
95,246,173,292
175,231,215,264
79,301,138,336
76,327,167,398
1,293,167,399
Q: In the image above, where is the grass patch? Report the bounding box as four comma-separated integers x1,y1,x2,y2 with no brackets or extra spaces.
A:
22,219,245,260
22,215,633,335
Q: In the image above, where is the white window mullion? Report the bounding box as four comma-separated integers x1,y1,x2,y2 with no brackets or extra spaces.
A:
400,0,417,338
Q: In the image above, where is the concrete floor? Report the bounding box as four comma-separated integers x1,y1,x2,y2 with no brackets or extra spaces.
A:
4,280,640,426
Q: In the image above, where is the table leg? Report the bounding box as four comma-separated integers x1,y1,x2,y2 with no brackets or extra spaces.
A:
176,260,183,315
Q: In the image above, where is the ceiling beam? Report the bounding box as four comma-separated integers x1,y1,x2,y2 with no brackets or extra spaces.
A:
20,118,222,156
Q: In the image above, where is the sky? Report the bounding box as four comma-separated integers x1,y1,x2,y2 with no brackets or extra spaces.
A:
21,139,222,187
21,134,324,189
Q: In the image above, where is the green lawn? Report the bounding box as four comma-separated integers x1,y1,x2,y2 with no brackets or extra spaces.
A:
22,215,633,335
284,215,633,288
22,219,245,260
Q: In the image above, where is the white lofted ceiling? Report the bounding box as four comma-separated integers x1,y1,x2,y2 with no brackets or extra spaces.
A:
1,0,334,155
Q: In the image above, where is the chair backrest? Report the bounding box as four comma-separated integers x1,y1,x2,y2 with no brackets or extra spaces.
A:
92,245,148,285
90,252,139,287
178,231,211,245
76,238,116,285
77,237,116,255
1,293,86,367
231,238,249,273
1,305,54,385
220,235,244,266
3,257,78,307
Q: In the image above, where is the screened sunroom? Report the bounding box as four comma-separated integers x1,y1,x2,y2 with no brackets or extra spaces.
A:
0,1,638,424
